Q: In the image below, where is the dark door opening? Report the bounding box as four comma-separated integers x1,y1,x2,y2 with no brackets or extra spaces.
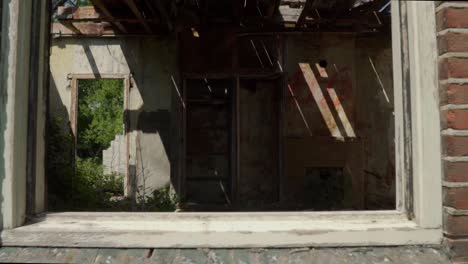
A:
182,79,234,210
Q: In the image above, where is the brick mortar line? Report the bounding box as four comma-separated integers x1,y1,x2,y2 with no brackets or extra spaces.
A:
444,157,468,162
440,104,468,110
436,2,468,13
443,181,468,188
440,79,468,85
439,53,468,59
442,129,468,136
437,28,468,36
444,234,468,240
444,206,468,216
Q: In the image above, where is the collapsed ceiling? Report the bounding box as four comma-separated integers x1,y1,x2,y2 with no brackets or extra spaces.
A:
53,0,391,36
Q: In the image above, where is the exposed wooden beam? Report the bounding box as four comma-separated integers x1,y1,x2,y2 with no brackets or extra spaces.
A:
124,0,153,34
61,20,81,35
53,22,115,36
57,6,101,20
91,0,128,33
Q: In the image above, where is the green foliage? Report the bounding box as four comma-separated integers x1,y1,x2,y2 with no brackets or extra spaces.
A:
136,186,179,212
47,117,75,211
48,79,178,212
46,117,123,211
77,0,92,6
72,157,125,210
77,79,124,159
47,117,178,211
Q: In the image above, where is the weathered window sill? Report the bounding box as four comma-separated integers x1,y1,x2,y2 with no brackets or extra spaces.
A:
1,212,442,248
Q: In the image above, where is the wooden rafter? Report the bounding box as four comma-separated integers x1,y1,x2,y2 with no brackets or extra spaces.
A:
124,0,153,34
153,0,173,31
91,0,128,33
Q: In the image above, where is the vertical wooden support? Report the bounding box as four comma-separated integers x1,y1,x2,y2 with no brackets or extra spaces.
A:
278,34,286,204
231,77,240,208
69,76,78,146
231,33,240,209
180,78,187,203
124,75,134,198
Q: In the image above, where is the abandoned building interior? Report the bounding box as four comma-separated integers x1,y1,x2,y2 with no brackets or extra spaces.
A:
47,0,396,212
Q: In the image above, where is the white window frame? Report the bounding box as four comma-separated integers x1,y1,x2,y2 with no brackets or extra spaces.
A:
0,0,442,248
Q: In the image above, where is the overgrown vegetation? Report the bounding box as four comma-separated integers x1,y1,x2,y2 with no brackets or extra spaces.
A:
47,79,177,212
77,79,124,159
47,116,127,211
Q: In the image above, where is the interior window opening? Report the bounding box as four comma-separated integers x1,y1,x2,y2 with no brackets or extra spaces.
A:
45,0,396,213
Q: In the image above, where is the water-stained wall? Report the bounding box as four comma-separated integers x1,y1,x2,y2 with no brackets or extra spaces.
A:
284,33,395,210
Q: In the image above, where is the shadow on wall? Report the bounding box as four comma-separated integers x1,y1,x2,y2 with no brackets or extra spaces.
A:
0,75,5,229
117,39,175,203
48,38,177,211
0,0,9,229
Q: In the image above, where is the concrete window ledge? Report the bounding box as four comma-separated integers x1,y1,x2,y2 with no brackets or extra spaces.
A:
0,212,441,248
0,246,451,264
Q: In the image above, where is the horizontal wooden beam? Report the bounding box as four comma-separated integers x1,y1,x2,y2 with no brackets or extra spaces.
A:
57,6,101,20
53,22,116,36
60,20,82,35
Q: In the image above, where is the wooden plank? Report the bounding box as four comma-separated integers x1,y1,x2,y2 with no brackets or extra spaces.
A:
278,35,285,204
124,0,153,34
60,20,81,35
231,78,240,208
181,79,187,202
53,22,115,36
91,0,128,33
57,6,101,20
57,6,155,23
69,77,78,139
124,76,132,199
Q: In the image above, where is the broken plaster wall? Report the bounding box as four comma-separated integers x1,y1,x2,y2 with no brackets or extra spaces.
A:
49,37,177,199
284,33,394,210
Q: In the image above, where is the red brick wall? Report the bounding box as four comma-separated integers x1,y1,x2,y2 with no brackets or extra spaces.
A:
437,1,468,263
